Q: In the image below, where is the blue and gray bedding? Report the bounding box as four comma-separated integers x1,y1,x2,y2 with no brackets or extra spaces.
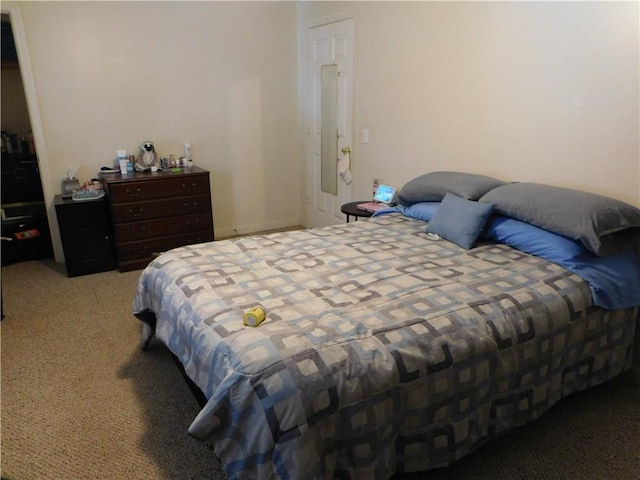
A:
375,205,640,310
376,173,640,310
134,212,638,479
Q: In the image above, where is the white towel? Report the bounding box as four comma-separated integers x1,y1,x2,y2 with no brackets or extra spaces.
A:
338,148,352,184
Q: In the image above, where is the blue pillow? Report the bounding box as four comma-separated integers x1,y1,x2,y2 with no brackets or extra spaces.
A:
480,183,640,257
485,215,640,309
426,193,494,249
485,215,584,262
373,202,440,222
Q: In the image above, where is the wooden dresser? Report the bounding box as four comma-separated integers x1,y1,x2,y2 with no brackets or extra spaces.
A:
101,166,214,272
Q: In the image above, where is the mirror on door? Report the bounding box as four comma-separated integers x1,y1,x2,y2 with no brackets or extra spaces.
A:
320,64,338,195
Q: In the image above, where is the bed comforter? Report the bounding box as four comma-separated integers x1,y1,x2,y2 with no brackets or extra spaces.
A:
134,214,638,479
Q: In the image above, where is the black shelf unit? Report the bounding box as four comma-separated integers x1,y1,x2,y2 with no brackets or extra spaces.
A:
54,195,116,277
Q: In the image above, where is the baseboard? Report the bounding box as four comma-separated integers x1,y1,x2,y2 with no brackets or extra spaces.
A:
216,218,304,240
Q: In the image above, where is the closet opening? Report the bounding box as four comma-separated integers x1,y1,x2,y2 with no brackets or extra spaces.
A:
1,13,53,266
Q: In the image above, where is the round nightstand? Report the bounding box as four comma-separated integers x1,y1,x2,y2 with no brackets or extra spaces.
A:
340,201,374,223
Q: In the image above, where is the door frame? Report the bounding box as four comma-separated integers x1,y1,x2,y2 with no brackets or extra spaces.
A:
303,15,355,229
2,2,62,263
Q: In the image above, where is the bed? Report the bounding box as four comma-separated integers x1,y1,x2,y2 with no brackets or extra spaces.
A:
134,172,640,480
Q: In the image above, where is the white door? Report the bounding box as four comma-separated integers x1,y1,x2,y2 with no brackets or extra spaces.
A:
307,19,354,228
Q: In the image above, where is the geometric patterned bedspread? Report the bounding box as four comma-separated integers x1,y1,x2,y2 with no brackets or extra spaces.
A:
133,214,638,480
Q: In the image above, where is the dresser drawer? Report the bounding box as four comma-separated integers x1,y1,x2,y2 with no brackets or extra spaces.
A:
116,230,214,261
63,238,116,277
56,201,112,245
111,194,211,223
107,175,210,203
114,212,213,242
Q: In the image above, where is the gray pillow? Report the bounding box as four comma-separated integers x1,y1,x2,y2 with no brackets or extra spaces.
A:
480,183,640,257
426,193,494,250
398,171,506,206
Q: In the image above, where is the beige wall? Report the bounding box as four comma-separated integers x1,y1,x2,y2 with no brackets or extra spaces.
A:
14,1,300,244
299,1,639,207
5,1,639,264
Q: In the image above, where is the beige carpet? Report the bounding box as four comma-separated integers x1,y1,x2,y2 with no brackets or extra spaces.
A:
2,258,639,480
1,259,224,480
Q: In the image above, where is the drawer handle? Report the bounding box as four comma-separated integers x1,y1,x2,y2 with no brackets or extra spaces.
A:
133,246,150,254
183,201,199,211
125,187,143,197
181,182,198,191
132,226,147,236
128,208,145,217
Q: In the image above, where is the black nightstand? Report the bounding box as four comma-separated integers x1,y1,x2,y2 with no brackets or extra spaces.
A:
54,194,116,277
340,201,374,223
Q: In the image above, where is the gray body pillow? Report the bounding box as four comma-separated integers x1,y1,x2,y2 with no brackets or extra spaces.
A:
480,183,640,257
